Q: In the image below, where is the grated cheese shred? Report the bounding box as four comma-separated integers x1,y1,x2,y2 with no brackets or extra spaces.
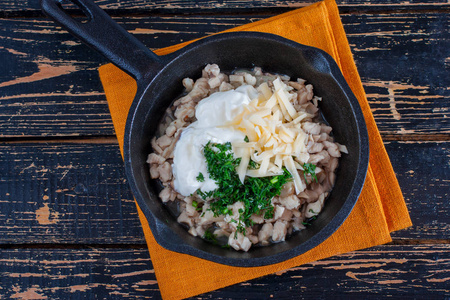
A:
230,77,316,194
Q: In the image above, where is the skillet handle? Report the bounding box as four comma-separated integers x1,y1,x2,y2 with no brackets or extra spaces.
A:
41,0,162,81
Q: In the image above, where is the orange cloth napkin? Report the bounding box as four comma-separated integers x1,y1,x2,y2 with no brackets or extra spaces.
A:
99,0,412,298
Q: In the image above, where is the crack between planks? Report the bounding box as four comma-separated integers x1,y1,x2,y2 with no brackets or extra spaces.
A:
0,6,449,19
0,239,447,250
0,133,448,145
389,239,450,245
0,243,148,250
381,134,450,142
0,135,118,144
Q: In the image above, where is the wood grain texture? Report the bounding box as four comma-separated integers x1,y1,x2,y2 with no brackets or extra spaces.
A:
0,143,144,244
386,141,450,240
0,247,156,299
1,0,449,15
0,13,448,138
0,140,448,244
0,244,448,299
347,13,450,137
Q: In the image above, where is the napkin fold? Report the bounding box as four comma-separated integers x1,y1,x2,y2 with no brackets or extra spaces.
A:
99,1,412,298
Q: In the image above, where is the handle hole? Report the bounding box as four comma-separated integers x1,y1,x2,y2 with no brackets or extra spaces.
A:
57,0,91,24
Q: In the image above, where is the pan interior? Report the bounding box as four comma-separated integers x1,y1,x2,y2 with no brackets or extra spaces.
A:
125,33,366,266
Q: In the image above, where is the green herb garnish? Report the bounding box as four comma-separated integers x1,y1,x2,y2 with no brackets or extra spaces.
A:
244,135,249,142
303,210,318,226
302,163,318,184
196,141,292,236
203,229,218,245
192,200,198,208
248,160,259,169
196,172,205,182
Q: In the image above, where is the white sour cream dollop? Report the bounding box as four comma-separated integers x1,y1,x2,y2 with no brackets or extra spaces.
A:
172,85,257,196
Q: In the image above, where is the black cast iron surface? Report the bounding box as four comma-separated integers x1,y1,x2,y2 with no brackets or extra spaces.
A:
0,0,448,298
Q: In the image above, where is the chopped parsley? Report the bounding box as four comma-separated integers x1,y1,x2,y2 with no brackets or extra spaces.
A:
196,141,292,236
192,200,202,211
244,135,249,143
302,163,318,184
203,229,218,245
196,172,205,182
303,211,318,226
248,159,259,169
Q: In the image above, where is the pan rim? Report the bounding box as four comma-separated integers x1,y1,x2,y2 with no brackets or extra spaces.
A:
123,31,369,267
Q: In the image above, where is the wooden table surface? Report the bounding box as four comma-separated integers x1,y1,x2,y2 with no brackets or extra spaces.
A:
1,0,449,298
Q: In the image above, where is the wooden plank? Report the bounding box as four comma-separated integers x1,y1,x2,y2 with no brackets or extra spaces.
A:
0,140,448,244
345,13,450,137
0,13,448,137
0,16,114,137
208,244,450,298
1,0,449,15
0,143,145,244
385,141,450,240
0,244,448,299
0,247,157,299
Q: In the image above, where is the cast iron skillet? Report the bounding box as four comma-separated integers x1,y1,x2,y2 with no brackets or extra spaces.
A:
41,0,369,267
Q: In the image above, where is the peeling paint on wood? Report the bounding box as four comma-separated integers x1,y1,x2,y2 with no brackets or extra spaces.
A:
35,203,60,225
10,287,48,300
0,59,78,88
